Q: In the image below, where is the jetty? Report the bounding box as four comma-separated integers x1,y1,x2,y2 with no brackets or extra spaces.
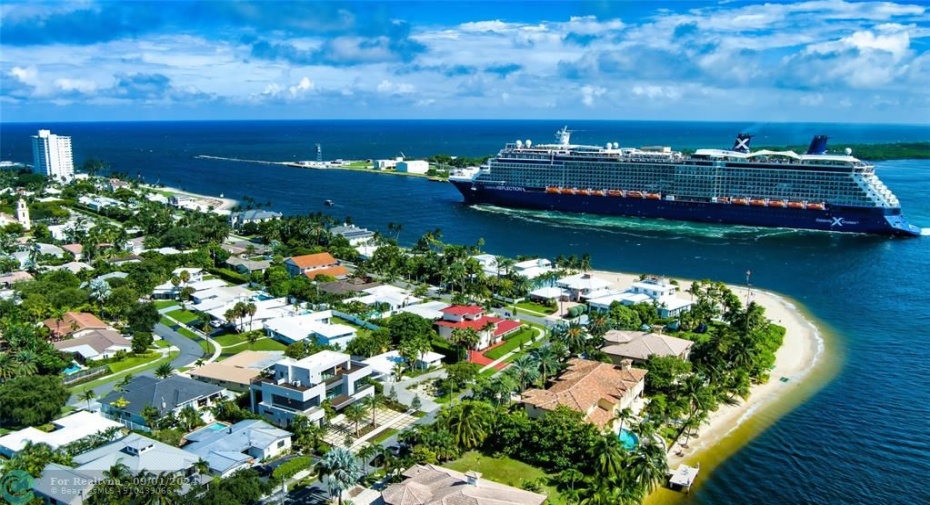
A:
668,463,700,493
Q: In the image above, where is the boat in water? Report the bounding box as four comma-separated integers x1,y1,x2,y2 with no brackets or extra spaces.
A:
324,199,334,206
449,127,919,236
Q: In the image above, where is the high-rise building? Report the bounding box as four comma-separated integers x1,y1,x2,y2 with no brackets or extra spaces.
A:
31,129,74,180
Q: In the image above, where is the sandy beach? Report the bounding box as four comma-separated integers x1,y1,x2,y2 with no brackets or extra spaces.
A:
139,183,239,213
584,269,824,467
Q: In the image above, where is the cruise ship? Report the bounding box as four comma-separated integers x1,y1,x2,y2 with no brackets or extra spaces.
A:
449,127,919,236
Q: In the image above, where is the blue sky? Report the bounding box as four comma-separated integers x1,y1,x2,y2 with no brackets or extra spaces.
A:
2,0,928,123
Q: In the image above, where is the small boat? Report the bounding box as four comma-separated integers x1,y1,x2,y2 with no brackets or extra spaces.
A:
608,190,624,197
769,200,787,208
627,191,644,198
732,198,749,205
324,199,334,206
545,186,560,194
717,197,730,204
788,201,806,209
750,199,767,206
646,193,662,200
807,202,826,211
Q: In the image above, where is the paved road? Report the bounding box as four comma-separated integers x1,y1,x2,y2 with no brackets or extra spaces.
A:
67,323,206,407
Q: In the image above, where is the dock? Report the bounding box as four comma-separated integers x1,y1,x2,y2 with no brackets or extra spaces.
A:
668,463,700,493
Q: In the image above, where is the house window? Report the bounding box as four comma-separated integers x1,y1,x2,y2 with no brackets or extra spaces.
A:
277,440,285,448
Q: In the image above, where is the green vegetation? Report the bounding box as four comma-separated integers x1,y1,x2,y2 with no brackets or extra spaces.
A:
154,300,178,310
516,300,557,315
166,309,200,324
483,327,537,360
108,352,161,373
248,338,287,351
0,375,71,428
445,451,565,504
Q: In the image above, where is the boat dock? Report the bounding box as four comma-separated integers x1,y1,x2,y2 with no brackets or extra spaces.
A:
668,463,700,493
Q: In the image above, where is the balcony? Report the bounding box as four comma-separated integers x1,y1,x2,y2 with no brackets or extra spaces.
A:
251,376,314,392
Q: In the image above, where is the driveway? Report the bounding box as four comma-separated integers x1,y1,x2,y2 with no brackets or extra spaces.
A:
155,322,206,370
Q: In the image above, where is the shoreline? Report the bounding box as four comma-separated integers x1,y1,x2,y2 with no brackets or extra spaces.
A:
581,270,832,500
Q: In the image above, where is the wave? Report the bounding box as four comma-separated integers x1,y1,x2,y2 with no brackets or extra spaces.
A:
921,228,930,236
471,204,800,241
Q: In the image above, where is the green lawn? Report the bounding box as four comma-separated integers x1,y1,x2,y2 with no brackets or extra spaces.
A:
155,300,178,310
153,339,171,349
369,428,398,444
71,351,179,392
249,338,286,351
108,352,161,373
213,333,249,347
483,327,538,360
159,316,173,326
516,301,557,315
444,452,565,504
167,309,200,325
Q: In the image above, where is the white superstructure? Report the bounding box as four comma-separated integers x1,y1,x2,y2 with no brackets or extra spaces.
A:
31,129,74,180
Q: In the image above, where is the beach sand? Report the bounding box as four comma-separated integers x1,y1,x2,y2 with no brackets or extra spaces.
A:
583,270,824,467
140,183,239,212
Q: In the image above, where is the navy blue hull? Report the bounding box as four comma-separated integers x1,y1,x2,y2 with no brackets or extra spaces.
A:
450,181,920,236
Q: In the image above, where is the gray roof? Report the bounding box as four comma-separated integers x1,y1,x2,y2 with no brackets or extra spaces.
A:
182,419,291,475
330,225,374,240
601,330,693,361
226,256,271,272
99,375,225,417
73,433,200,475
33,463,96,505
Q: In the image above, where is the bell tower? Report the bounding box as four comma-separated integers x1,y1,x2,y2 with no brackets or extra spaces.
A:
16,198,30,230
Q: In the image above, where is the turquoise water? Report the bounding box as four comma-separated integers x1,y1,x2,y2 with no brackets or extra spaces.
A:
63,363,82,375
1,120,928,505
205,422,228,431
253,293,274,301
619,429,640,451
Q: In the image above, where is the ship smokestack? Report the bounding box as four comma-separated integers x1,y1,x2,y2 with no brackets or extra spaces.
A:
806,135,829,155
732,134,752,153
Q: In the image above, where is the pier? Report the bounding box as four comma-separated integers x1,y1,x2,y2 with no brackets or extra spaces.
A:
668,463,700,493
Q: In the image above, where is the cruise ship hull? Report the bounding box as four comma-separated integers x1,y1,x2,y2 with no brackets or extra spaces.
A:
450,181,920,236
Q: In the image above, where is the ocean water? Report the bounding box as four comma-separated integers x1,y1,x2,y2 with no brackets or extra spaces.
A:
2,120,930,504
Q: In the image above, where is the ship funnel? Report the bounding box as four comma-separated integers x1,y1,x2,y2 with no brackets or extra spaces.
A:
806,135,829,155
732,133,752,153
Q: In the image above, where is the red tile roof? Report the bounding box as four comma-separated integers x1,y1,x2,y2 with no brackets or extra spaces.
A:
302,265,350,279
287,252,339,269
440,305,484,316
43,312,108,338
435,316,521,338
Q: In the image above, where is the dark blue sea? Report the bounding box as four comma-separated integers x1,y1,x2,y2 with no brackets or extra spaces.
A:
3,120,930,504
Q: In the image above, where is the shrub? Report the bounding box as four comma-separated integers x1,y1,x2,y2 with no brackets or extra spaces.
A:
272,456,313,481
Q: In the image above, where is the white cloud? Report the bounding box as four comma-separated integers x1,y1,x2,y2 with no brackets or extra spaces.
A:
289,77,314,96
376,80,415,95
580,85,606,106
54,78,98,93
632,85,682,100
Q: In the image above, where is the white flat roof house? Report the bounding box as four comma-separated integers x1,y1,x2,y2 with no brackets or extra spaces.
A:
557,273,613,301
249,350,375,427
263,311,357,350
588,277,692,318
398,300,449,321
363,350,444,379
204,296,296,331
0,411,124,458
345,285,421,317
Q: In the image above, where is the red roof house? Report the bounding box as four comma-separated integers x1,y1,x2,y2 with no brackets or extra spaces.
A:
435,305,522,350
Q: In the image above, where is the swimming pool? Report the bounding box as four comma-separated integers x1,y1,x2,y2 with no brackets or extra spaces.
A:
618,429,639,450
205,422,229,431
63,363,83,375
253,293,274,301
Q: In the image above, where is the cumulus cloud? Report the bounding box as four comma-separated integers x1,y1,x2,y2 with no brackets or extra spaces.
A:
376,80,415,95
580,85,607,106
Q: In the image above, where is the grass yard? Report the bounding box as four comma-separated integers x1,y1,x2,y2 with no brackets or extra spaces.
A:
369,428,399,444
483,327,538,360
516,301,557,315
153,339,171,349
444,451,565,504
155,300,178,310
167,309,201,325
159,316,173,327
249,338,286,351
108,352,161,373
72,350,179,392
213,333,249,347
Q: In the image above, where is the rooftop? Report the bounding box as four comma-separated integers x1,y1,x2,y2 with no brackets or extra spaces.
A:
0,411,124,456
382,464,547,505
286,252,339,269
182,419,291,475
99,375,226,417
521,358,647,429
602,330,694,361
43,311,107,338
73,433,200,474
441,305,484,316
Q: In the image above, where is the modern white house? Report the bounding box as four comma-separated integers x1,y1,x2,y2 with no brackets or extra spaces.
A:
363,350,444,380
587,277,693,318
228,210,283,229
263,311,357,349
181,419,292,477
249,350,375,427
344,284,421,317
330,224,376,245
557,273,613,301
32,129,74,180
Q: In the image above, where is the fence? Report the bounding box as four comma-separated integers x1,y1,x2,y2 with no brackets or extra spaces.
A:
63,365,109,385
332,309,382,330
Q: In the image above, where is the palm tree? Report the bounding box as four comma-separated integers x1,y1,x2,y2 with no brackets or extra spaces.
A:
154,362,173,379
246,302,257,331
12,350,38,377
116,373,134,392
80,388,97,411
90,461,133,503
247,331,259,350
449,327,480,361
362,394,386,427
357,444,380,478
613,407,635,437
224,308,238,332
316,446,361,505
343,403,367,437
194,358,205,367
591,434,626,479
137,471,184,505
193,458,211,477
441,401,492,449
627,442,669,494
531,345,561,385
507,354,540,392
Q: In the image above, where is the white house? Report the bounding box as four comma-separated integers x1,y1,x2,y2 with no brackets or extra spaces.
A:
363,350,443,380
557,273,613,301
263,311,357,349
588,277,693,318
182,419,292,477
249,350,375,427
0,411,124,458
344,285,421,317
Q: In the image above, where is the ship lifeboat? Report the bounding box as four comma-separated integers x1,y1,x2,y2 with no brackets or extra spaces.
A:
646,193,662,200
788,201,806,209
627,191,644,198
769,200,787,208
732,198,749,205
717,197,730,204
545,186,560,194
581,189,593,196
560,188,574,195
807,202,826,211
750,199,767,207
608,190,624,197
594,189,608,197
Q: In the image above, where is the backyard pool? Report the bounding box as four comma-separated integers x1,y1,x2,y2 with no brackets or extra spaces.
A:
618,429,640,450
63,363,83,375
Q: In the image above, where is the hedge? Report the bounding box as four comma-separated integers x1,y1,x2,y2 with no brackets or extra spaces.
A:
209,267,250,284
272,456,313,481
